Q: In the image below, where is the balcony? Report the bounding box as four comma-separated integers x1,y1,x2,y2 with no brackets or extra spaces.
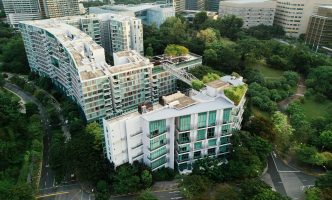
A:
148,149,168,161
148,140,167,151
177,137,190,144
147,129,167,139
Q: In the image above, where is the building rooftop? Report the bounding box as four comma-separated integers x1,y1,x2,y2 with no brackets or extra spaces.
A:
92,3,173,13
150,53,202,67
206,80,230,89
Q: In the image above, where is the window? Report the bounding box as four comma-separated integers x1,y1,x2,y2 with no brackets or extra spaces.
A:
178,132,190,144
221,124,231,135
178,153,189,162
178,144,190,153
197,112,207,128
194,151,201,159
149,146,167,160
208,148,216,155
208,139,217,147
207,127,215,138
220,145,228,153
178,115,191,131
150,134,166,150
149,120,166,137
197,129,206,140
223,108,231,124
220,136,230,145
194,142,202,150
151,156,167,169
208,111,216,126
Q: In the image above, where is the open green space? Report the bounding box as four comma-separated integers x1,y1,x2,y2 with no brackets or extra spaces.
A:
300,97,332,121
249,61,284,79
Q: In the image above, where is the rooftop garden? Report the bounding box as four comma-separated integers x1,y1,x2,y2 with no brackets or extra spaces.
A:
224,84,248,105
164,44,189,57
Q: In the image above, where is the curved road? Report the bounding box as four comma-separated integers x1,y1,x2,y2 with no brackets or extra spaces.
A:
4,81,93,200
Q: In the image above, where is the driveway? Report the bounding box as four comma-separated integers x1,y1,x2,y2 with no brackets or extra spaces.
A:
278,77,306,111
261,153,316,200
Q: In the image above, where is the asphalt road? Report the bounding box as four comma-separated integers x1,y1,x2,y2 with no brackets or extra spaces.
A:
262,152,316,200
110,189,184,200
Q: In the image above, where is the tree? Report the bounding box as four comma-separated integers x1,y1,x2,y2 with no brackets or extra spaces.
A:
189,65,221,80
160,17,188,45
306,66,332,100
272,111,294,153
179,175,211,200
191,80,204,91
252,189,290,200
202,73,220,83
316,171,332,188
25,102,38,117
305,187,322,200
214,184,241,200
85,122,103,151
197,28,219,45
113,165,140,194
164,44,189,57
136,190,158,200
141,170,152,188
218,15,244,40
296,145,323,166
320,131,332,151
0,73,4,87
145,44,154,57
95,180,110,200
193,12,208,30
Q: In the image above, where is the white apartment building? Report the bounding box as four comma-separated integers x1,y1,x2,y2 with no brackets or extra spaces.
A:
103,76,247,172
56,14,144,55
2,0,42,28
219,0,276,28
19,19,202,122
274,0,332,37
89,3,175,28
173,0,186,13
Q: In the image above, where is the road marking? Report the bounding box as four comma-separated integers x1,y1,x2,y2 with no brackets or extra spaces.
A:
36,191,69,198
271,152,279,172
44,181,46,186
279,171,301,173
53,178,55,187
169,190,180,193
171,197,183,200
46,172,48,176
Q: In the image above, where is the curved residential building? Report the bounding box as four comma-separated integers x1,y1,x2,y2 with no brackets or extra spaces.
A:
19,19,202,122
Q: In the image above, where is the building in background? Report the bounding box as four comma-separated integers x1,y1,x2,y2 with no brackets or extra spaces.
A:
19,19,201,122
173,0,186,13
274,0,332,37
103,76,247,172
56,14,144,55
39,0,80,18
185,0,205,11
2,0,42,27
180,10,218,23
89,3,175,27
206,0,220,12
305,6,332,52
219,0,276,28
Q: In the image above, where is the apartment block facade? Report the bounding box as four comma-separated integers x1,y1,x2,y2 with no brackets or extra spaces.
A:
19,20,201,122
2,0,42,27
103,76,246,172
39,0,80,18
219,0,276,28
305,6,332,52
274,0,332,37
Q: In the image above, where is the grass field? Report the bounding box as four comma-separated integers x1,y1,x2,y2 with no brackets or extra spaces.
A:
252,106,271,119
300,97,332,121
249,61,284,79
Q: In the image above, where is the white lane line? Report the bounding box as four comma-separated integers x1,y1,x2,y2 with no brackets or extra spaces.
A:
271,152,279,172
46,172,48,176
169,191,180,193
44,181,47,186
171,197,183,200
279,171,301,173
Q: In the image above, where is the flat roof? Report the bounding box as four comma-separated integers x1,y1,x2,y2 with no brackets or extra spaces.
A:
206,80,229,89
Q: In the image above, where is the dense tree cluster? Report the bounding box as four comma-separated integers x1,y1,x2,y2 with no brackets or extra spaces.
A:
0,23,29,74
0,87,43,199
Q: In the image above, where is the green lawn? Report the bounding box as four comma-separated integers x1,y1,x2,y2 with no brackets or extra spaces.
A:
249,61,284,79
300,97,332,121
252,106,270,119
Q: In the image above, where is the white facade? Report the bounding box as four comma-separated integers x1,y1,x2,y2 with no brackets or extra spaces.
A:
89,3,175,27
219,0,276,28
2,0,42,27
39,0,80,18
103,76,247,172
274,0,332,37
